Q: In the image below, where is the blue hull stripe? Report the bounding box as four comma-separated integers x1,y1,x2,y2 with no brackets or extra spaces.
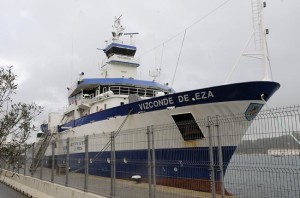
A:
60,81,279,131
46,146,236,180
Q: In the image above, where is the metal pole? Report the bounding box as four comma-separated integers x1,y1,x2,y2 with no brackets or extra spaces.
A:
84,135,89,192
66,138,70,187
40,154,43,180
51,140,55,183
207,117,216,198
8,144,11,171
18,145,21,174
31,143,35,177
110,132,116,198
150,125,156,198
24,145,27,175
147,126,153,198
7,158,9,171
216,116,225,198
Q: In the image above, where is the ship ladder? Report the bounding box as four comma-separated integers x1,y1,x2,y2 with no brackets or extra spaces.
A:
29,132,54,173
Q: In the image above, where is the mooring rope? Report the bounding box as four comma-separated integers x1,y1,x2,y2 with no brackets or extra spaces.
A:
171,30,187,87
134,0,233,62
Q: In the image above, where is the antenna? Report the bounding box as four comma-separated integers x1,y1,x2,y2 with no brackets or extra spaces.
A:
112,15,125,40
149,68,161,82
124,32,139,45
124,33,139,35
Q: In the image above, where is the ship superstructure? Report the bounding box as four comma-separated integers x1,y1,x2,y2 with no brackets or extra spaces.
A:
60,16,174,128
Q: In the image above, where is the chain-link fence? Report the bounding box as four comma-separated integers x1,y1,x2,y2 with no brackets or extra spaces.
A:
1,106,300,198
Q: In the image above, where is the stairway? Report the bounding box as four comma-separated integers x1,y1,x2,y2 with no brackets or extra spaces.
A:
29,132,53,172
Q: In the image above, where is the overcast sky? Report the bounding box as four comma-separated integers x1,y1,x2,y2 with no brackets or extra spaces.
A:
0,0,299,129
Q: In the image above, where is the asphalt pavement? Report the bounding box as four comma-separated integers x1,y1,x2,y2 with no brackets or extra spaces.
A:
0,182,28,198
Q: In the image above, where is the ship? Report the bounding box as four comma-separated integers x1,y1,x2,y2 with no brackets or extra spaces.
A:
36,3,280,194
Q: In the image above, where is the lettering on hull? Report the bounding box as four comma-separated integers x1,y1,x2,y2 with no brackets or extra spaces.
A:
138,91,214,111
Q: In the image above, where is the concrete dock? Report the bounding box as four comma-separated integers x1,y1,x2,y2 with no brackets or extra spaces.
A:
1,168,230,198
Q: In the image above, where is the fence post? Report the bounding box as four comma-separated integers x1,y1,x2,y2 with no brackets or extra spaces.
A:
24,145,27,175
151,125,156,198
216,116,225,198
31,143,35,177
147,125,156,198
84,135,89,192
66,138,70,187
110,132,116,198
40,151,43,180
18,145,21,174
207,116,216,198
51,140,55,183
147,126,153,198
6,158,9,170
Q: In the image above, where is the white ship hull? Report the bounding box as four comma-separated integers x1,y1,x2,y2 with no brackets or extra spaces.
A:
55,100,261,154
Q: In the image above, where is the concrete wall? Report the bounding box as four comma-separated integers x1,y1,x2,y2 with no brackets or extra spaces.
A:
0,170,105,198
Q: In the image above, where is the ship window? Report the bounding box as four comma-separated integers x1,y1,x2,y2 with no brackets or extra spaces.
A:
104,104,107,110
120,102,124,106
171,113,204,141
106,47,136,57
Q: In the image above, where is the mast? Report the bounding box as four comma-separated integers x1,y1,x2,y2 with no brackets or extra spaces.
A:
252,0,272,81
225,0,272,83
100,16,140,79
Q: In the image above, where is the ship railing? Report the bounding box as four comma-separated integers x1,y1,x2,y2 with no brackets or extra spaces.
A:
109,86,158,98
75,86,160,106
107,38,136,47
